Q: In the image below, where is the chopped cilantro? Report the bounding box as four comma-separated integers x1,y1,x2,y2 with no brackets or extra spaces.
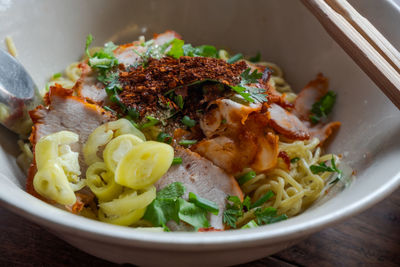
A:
182,115,196,128
143,182,217,231
241,67,263,84
183,43,218,58
157,182,185,199
166,38,219,59
231,86,254,102
221,119,227,124
143,183,185,229
84,34,123,112
230,68,266,103
310,156,343,184
242,196,252,211
223,191,286,229
241,220,258,229
157,132,172,144
88,41,119,70
222,195,249,228
249,52,261,63
254,207,288,225
177,198,209,229
309,91,337,123
167,38,185,59
188,192,219,215
226,53,243,64
222,205,242,228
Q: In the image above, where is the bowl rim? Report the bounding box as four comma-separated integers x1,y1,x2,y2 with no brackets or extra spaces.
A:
1,170,399,250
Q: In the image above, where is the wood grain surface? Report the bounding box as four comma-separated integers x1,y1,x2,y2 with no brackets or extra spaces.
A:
1,189,399,267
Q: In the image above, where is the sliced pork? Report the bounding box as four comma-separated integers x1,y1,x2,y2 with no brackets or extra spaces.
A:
155,147,243,230
269,103,310,140
27,85,112,196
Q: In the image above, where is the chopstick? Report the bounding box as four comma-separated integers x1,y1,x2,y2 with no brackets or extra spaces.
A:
301,0,400,109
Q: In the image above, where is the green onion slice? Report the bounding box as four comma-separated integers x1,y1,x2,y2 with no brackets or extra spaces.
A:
237,171,256,185
172,157,182,165
178,139,197,147
188,192,219,215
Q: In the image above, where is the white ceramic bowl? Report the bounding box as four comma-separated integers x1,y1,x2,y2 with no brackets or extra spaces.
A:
1,0,399,266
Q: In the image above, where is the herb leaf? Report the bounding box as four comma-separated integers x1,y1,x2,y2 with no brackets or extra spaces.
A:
242,196,252,211
88,41,119,70
249,52,261,63
167,38,185,59
166,39,219,59
223,205,242,228
144,182,219,231
241,68,263,84
178,198,209,229
254,207,288,225
182,44,218,58
241,220,258,229
231,86,254,102
157,182,185,199
230,68,267,103
157,132,172,144
143,182,185,228
310,156,343,184
310,91,337,123
223,191,286,229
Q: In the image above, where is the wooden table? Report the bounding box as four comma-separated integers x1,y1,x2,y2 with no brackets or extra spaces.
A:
1,189,399,267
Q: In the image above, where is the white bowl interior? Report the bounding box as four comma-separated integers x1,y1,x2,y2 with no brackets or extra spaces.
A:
0,0,399,265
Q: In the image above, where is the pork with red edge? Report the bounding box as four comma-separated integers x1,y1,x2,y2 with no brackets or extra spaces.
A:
309,121,341,146
269,103,310,140
27,85,113,197
194,103,279,174
74,62,108,104
294,73,328,120
153,30,182,45
293,73,341,144
155,147,243,231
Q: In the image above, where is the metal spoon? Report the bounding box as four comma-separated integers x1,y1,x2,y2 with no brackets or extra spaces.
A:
0,49,43,136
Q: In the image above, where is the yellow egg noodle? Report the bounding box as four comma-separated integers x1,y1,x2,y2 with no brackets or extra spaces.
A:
5,36,17,57
238,138,340,226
